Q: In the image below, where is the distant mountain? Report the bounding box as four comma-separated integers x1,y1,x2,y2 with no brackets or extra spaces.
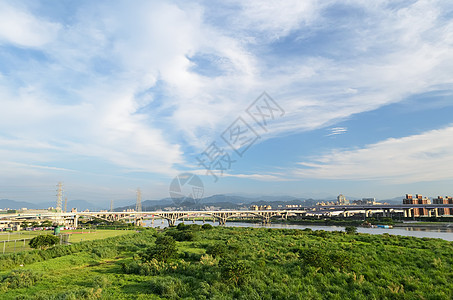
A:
115,194,337,211
380,196,404,204
0,194,410,212
0,199,40,210
67,200,106,211
0,199,107,211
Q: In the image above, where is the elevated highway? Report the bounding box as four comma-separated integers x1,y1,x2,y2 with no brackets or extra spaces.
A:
2,204,453,227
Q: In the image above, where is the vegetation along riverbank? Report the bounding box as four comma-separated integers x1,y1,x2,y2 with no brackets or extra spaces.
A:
1,225,452,299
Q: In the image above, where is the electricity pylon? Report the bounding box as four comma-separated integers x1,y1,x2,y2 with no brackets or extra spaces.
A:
136,188,142,212
56,182,63,211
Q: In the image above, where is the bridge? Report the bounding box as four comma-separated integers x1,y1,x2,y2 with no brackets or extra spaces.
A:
2,204,453,228
0,210,298,227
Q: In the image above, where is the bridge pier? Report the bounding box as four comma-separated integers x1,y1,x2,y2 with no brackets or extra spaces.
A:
135,218,143,226
404,208,412,218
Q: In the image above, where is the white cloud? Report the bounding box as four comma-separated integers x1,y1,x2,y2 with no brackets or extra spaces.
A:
326,127,347,137
1,0,453,191
295,125,453,183
0,2,60,47
230,0,325,40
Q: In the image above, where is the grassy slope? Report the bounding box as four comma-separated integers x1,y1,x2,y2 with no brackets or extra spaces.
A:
1,227,453,299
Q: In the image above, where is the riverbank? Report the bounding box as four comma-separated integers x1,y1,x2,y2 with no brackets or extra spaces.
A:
228,217,453,228
1,226,453,299
394,222,453,228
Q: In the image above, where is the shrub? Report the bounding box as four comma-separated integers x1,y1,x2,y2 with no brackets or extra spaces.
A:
345,226,358,234
206,243,227,258
139,235,178,262
176,223,202,231
149,276,187,298
298,248,352,273
0,270,40,291
219,256,251,286
166,230,195,241
202,224,213,230
29,234,60,250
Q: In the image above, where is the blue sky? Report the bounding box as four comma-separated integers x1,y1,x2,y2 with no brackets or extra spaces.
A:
1,0,453,205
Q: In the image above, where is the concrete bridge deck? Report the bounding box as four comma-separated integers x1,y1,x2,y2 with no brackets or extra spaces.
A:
2,204,453,227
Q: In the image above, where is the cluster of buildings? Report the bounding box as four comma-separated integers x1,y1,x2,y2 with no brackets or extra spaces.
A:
403,194,453,217
316,195,379,206
250,205,272,210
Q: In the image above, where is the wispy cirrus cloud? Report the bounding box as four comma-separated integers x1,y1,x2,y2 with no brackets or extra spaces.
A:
326,127,347,137
295,125,453,183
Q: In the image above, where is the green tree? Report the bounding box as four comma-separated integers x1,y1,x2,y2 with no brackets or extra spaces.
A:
40,220,53,227
140,235,178,262
206,243,227,258
345,226,358,234
29,234,60,250
219,256,251,286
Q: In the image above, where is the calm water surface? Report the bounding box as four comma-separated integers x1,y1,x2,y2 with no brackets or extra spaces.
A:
143,219,453,241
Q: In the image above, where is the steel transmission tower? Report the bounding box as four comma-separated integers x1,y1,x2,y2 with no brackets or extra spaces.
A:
64,197,68,213
56,182,63,211
136,188,142,212
110,199,114,212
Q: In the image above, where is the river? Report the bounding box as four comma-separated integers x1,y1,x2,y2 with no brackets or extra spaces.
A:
143,219,453,241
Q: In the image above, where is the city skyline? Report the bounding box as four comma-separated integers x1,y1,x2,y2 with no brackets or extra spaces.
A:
1,1,453,204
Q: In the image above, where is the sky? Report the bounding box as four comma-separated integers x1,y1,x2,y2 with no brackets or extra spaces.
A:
1,0,453,206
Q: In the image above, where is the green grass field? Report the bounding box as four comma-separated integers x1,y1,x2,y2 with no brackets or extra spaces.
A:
0,229,134,255
1,226,453,299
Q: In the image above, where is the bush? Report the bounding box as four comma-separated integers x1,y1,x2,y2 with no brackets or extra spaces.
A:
166,230,195,242
219,256,251,286
176,223,202,231
206,243,227,258
139,235,178,262
149,276,187,298
0,270,40,291
202,224,213,230
345,226,358,234
29,234,60,250
298,248,351,272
